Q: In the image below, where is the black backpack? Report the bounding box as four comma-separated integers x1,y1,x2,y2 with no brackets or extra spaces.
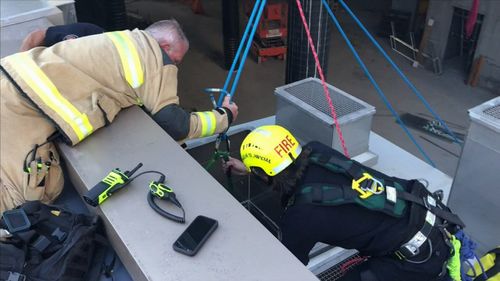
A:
0,201,110,281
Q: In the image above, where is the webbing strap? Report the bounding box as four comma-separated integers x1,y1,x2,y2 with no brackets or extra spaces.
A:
107,31,144,89
309,153,361,178
0,271,26,281
8,53,93,141
294,184,356,206
396,191,465,227
395,209,436,259
383,179,398,214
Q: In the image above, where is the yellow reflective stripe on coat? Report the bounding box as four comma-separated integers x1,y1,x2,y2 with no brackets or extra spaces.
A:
196,111,216,137
107,31,144,88
9,53,93,141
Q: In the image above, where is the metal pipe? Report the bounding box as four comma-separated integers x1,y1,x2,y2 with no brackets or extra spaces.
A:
285,0,332,84
222,0,240,70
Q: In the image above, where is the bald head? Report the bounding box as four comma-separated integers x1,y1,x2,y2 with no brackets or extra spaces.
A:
145,19,189,64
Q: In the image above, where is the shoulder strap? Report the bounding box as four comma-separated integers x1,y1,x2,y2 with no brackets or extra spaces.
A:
294,184,358,206
309,153,363,179
396,189,465,228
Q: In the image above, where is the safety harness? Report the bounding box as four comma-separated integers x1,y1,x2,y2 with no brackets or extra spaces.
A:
292,152,465,262
0,201,111,281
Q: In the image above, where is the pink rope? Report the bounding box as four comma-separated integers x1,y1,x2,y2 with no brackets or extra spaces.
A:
294,0,350,157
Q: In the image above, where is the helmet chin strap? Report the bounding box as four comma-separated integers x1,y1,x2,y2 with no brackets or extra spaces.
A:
251,167,272,185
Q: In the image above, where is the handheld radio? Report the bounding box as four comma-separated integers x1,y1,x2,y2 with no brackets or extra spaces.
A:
83,163,143,206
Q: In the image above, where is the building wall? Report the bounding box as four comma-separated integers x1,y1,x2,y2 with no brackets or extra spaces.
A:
426,0,500,90
348,0,391,13
392,0,418,29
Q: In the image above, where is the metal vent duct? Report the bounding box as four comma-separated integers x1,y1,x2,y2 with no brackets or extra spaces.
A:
449,97,500,255
275,78,375,157
483,104,500,120
283,80,365,117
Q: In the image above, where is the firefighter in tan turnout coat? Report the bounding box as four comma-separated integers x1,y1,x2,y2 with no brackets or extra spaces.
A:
0,20,238,213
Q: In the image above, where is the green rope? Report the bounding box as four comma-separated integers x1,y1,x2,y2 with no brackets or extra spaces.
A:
205,151,230,170
205,151,234,192
448,235,463,281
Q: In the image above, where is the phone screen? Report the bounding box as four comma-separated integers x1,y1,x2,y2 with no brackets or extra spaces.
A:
173,215,218,255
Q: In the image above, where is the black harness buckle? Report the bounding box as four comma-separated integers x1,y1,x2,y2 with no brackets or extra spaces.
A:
2,209,31,233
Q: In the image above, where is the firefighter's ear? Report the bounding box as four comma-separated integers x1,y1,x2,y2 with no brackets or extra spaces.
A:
160,42,171,53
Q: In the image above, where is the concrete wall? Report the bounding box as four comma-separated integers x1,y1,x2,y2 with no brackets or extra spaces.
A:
392,0,418,29
348,0,391,13
426,0,500,90
392,0,417,12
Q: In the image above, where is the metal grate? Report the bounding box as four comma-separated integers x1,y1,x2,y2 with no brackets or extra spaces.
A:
483,105,500,120
282,80,365,118
316,254,365,281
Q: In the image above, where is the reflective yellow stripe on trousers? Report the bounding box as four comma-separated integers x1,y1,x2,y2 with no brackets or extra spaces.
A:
196,112,216,137
107,31,144,89
10,53,93,141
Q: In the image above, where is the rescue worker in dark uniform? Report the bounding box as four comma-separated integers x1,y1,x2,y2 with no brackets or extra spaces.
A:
224,125,464,281
20,22,105,51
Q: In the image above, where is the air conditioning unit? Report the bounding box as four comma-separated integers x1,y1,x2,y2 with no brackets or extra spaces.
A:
1,1,64,58
449,96,500,255
275,77,376,159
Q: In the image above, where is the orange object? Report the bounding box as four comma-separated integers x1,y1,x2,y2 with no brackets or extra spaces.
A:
191,0,204,14
245,0,288,63
181,0,204,15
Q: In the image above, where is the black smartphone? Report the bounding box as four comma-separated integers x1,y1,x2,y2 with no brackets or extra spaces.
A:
173,215,218,256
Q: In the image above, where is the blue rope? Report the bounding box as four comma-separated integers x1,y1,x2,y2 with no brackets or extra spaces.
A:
337,0,462,145
218,0,263,106
455,230,488,281
226,0,268,104
322,0,436,167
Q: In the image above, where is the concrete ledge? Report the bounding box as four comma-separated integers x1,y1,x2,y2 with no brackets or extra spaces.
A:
58,107,318,281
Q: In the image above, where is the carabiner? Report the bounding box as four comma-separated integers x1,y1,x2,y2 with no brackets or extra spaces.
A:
204,88,230,109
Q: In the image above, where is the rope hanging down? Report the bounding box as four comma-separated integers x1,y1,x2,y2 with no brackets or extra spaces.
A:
338,0,461,145
203,0,268,187
321,0,435,167
294,0,350,158
206,0,267,138
217,0,268,107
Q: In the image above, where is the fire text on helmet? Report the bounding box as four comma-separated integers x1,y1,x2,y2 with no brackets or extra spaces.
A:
274,135,296,158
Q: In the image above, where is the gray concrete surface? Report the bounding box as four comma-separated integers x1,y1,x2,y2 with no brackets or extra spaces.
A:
58,107,319,281
127,0,496,176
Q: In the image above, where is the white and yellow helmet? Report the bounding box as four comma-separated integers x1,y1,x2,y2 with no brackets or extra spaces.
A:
240,125,302,176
